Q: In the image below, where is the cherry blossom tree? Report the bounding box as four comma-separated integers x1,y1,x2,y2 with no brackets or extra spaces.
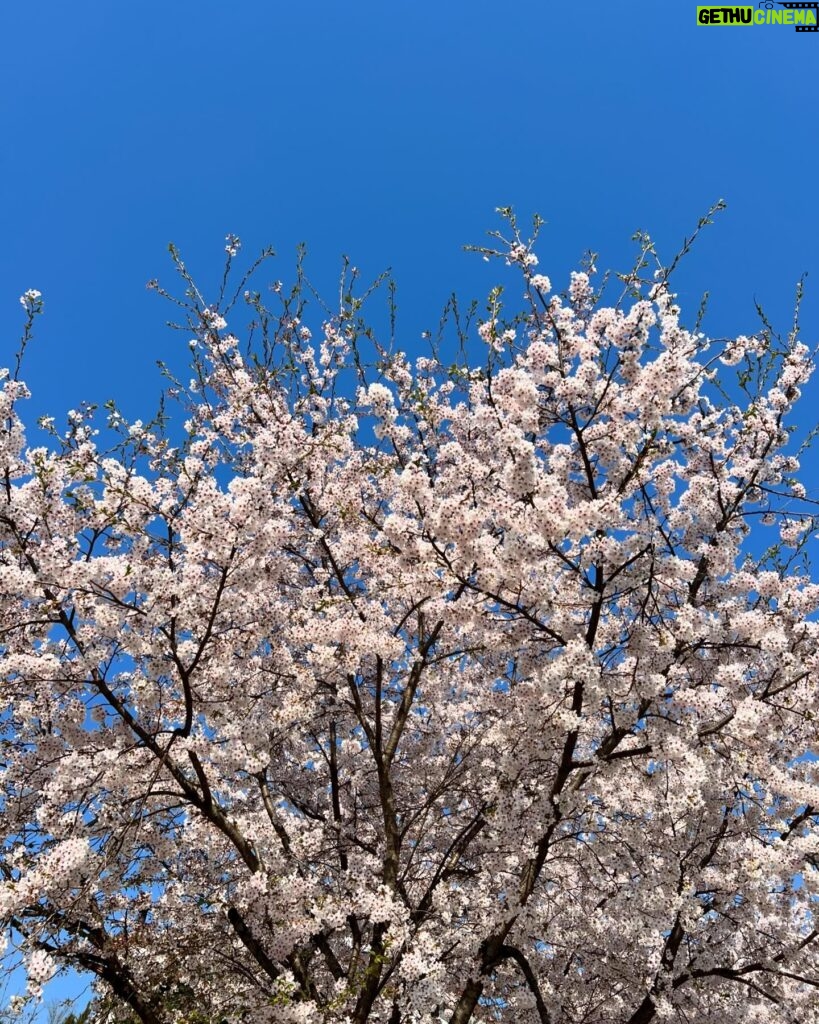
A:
2,210,819,1024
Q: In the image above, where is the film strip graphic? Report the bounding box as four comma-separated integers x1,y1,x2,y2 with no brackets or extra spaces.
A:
766,1,819,30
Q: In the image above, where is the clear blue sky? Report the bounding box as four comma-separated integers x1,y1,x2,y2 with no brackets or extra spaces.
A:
1,0,818,1013
2,1,818,428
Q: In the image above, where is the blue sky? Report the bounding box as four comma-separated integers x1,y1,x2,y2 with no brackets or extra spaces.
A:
2,1,818,429
1,0,818,1014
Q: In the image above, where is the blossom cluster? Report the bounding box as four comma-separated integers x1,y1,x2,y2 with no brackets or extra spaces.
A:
1,234,818,1024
